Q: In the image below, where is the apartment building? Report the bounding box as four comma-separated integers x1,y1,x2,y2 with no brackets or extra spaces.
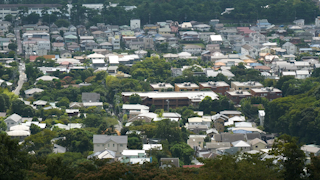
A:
226,90,252,104
250,87,282,101
174,82,199,92
199,81,230,95
231,81,264,91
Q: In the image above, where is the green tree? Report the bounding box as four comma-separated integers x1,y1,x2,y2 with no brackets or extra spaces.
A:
0,133,30,179
170,142,194,165
57,128,93,153
8,43,17,51
56,97,70,108
23,129,57,156
270,134,306,180
128,136,143,149
30,124,41,135
129,93,142,104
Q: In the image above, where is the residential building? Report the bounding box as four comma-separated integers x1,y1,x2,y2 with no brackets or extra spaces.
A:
206,142,231,152
210,35,223,44
122,91,218,109
212,114,229,133
226,90,252,104
24,88,44,98
182,45,202,55
82,92,100,102
250,87,282,101
231,81,264,91
130,19,141,30
4,113,22,130
187,135,206,149
282,42,297,55
301,145,320,156
150,83,174,91
250,138,267,151
241,44,258,58
187,117,211,128
214,133,246,143
193,24,211,32
93,135,128,156
232,140,251,152
199,81,230,95
87,149,116,161
219,110,242,118
60,50,72,58
122,104,150,115
174,82,199,91
160,158,179,168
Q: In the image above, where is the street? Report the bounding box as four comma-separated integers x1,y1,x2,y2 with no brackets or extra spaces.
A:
13,62,26,95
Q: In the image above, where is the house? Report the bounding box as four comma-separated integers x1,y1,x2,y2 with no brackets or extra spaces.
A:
199,81,230,95
210,35,223,44
82,92,100,102
212,114,229,133
182,45,202,55
36,76,58,83
60,50,72,58
130,19,141,30
226,90,252,104
143,144,162,151
186,125,208,134
87,149,116,161
100,42,113,51
296,70,310,79
122,104,149,116
121,150,148,164
214,133,246,143
206,44,220,52
250,138,267,151
162,112,181,121
174,82,199,91
150,83,174,91
220,110,242,118
241,44,258,58
187,135,206,149
250,87,282,101
301,145,320,156
187,117,211,128
24,88,44,98
160,158,179,168
52,42,65,51
282,42,297,55
193,24,211,32
93,135,128,156
206,142,231,151
232,140,251,152
4,113,22,130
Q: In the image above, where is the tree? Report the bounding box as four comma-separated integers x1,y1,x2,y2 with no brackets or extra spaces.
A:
129,93,142,104
57,128,93,153
270,134,306,180
170,142,194,165
24,129,57,156
128,136,143,149
56,97,70,108
8,43,17,51
4,14,13,22
30,124,41,135
25,12,40,24
55,19,70,28
0,133,29,179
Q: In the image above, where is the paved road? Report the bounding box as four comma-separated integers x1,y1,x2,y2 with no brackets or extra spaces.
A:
14,28,22,55
13,62,26,95
115,119,123,132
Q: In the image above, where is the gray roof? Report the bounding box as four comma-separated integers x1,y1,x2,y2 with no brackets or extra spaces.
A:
206,142,231,149
25,88,44,95
53,144,66,153
160,158,179,167
82,92,100,102
93,135,128,144
246,133,261,140
5,113,22,122
214,133,246,142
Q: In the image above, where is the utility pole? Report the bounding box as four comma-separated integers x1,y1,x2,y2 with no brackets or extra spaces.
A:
166,99,169,112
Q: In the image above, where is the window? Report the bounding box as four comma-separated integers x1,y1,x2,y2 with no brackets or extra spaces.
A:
255,146,258,148
113,144,115,147
120,144,123,147
108,144,110,147
97,144,100,147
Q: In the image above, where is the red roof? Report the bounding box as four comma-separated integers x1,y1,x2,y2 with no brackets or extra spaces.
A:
183,165,204,168
29,55,39,62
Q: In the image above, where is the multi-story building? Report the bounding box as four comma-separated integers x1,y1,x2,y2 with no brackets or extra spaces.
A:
122,91,218,109
250,87,282,101
199,81,230,95
0,4,61,20
226,90,251,104
93,135,128,156
231,81,264,91
174,82,199,92
150,83,174,91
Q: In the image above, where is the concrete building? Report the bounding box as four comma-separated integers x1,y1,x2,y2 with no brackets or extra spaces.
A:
150,83,174,91
231,81,264,91
226,90,252,104
93,135,128,156
250,87,282,101
174,82,199,92
199,81,230,95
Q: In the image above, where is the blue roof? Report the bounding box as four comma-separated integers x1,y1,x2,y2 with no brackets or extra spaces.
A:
250,63,263,67
233,130,253,134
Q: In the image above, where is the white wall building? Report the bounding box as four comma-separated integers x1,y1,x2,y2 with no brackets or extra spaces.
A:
130,19,141,30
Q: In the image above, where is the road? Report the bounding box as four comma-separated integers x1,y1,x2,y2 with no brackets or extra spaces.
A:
115,119,123,133
14,28,22,55
13,62,26,95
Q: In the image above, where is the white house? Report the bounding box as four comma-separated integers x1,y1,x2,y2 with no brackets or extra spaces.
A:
241,44,258,58
182,45,202,55
232,140,251,152
187,117,211,128
93,135,128,156
130,19,141,30
282,42,297,55
4,113,22,130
